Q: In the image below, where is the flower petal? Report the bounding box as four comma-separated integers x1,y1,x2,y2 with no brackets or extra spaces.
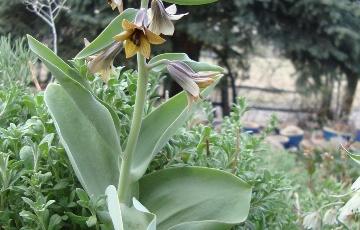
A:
168,12,188,21
167,63,199,97
100,67,112,82
114,30,132,42
165,4,177,15
139,36,151,59
194,78,215,88
108,0,123,12
149,16,175,36
122,19,137,31
145,29,166,44
160,18,175,36
170,61,196,75
124,40,138,58
87,42,122,80
135,8,148,27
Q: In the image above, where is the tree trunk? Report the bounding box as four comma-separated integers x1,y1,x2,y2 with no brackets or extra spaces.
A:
341,72,358,120
221,75,230,116
318,77,334,123
226,63,237,104
169,32,202,97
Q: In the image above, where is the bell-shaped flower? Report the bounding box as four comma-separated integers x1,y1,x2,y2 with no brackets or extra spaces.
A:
108,0,123,13
303,212,321,230
148,0,188,35
87,42,122,82
114,9,165,59
323,208,338,225
339,192,360,227
166,61,219,106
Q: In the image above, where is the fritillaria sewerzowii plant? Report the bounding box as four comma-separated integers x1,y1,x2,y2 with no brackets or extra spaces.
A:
27,0,252,229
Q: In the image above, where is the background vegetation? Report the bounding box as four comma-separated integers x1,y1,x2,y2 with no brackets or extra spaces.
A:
2,0,360,120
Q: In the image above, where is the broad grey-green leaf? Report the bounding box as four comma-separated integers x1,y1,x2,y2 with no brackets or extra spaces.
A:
45,83,121,197
130,78,220,180
27,35,90,89
27,35,122,141
149,53,224,73
170,221,230,230
162,0,218,5
75,8,137,59
139,167,252,230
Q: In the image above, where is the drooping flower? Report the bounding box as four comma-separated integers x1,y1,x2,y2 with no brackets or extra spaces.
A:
339,192,360,227
87,41,122,82
166,61,219,106
148,0,188,35
323,208,338,226
114,9,165,59
303,212,322,230
107,0,123,13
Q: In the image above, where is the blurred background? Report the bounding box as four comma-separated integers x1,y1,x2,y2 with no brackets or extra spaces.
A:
2,1,360,228
1,0,360,140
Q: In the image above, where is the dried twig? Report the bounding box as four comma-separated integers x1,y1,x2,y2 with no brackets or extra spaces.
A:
28,61,42,91
23,0,68,55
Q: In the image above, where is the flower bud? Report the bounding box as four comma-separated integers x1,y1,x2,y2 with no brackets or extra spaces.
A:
323,208,338,225
303,211,321,230
166,61,219,106
87,42,122,82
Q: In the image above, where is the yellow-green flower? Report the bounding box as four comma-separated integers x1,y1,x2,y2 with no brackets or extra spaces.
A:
114,9,165,59
87,42,122,82
107,0,123,13
149,0,188,35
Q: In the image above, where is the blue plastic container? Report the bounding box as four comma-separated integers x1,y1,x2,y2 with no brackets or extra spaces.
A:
283,135,304,149
323,127,338,141
243,127,261,134
243,122,261,134
356,130,360,142
323,127,352,141
280,126,304,149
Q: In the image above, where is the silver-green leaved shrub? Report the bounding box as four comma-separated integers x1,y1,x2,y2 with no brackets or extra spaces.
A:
27,0,252,229
301,148,360,229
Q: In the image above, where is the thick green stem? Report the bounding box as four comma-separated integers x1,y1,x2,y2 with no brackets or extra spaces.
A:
141,0,149,8
118,54,148,203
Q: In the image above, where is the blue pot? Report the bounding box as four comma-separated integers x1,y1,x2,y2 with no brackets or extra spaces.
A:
283,134,304,149
323,127,352,141
356,130,360,142
323,127,338,141
243,122,261,134
243,127,260,134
